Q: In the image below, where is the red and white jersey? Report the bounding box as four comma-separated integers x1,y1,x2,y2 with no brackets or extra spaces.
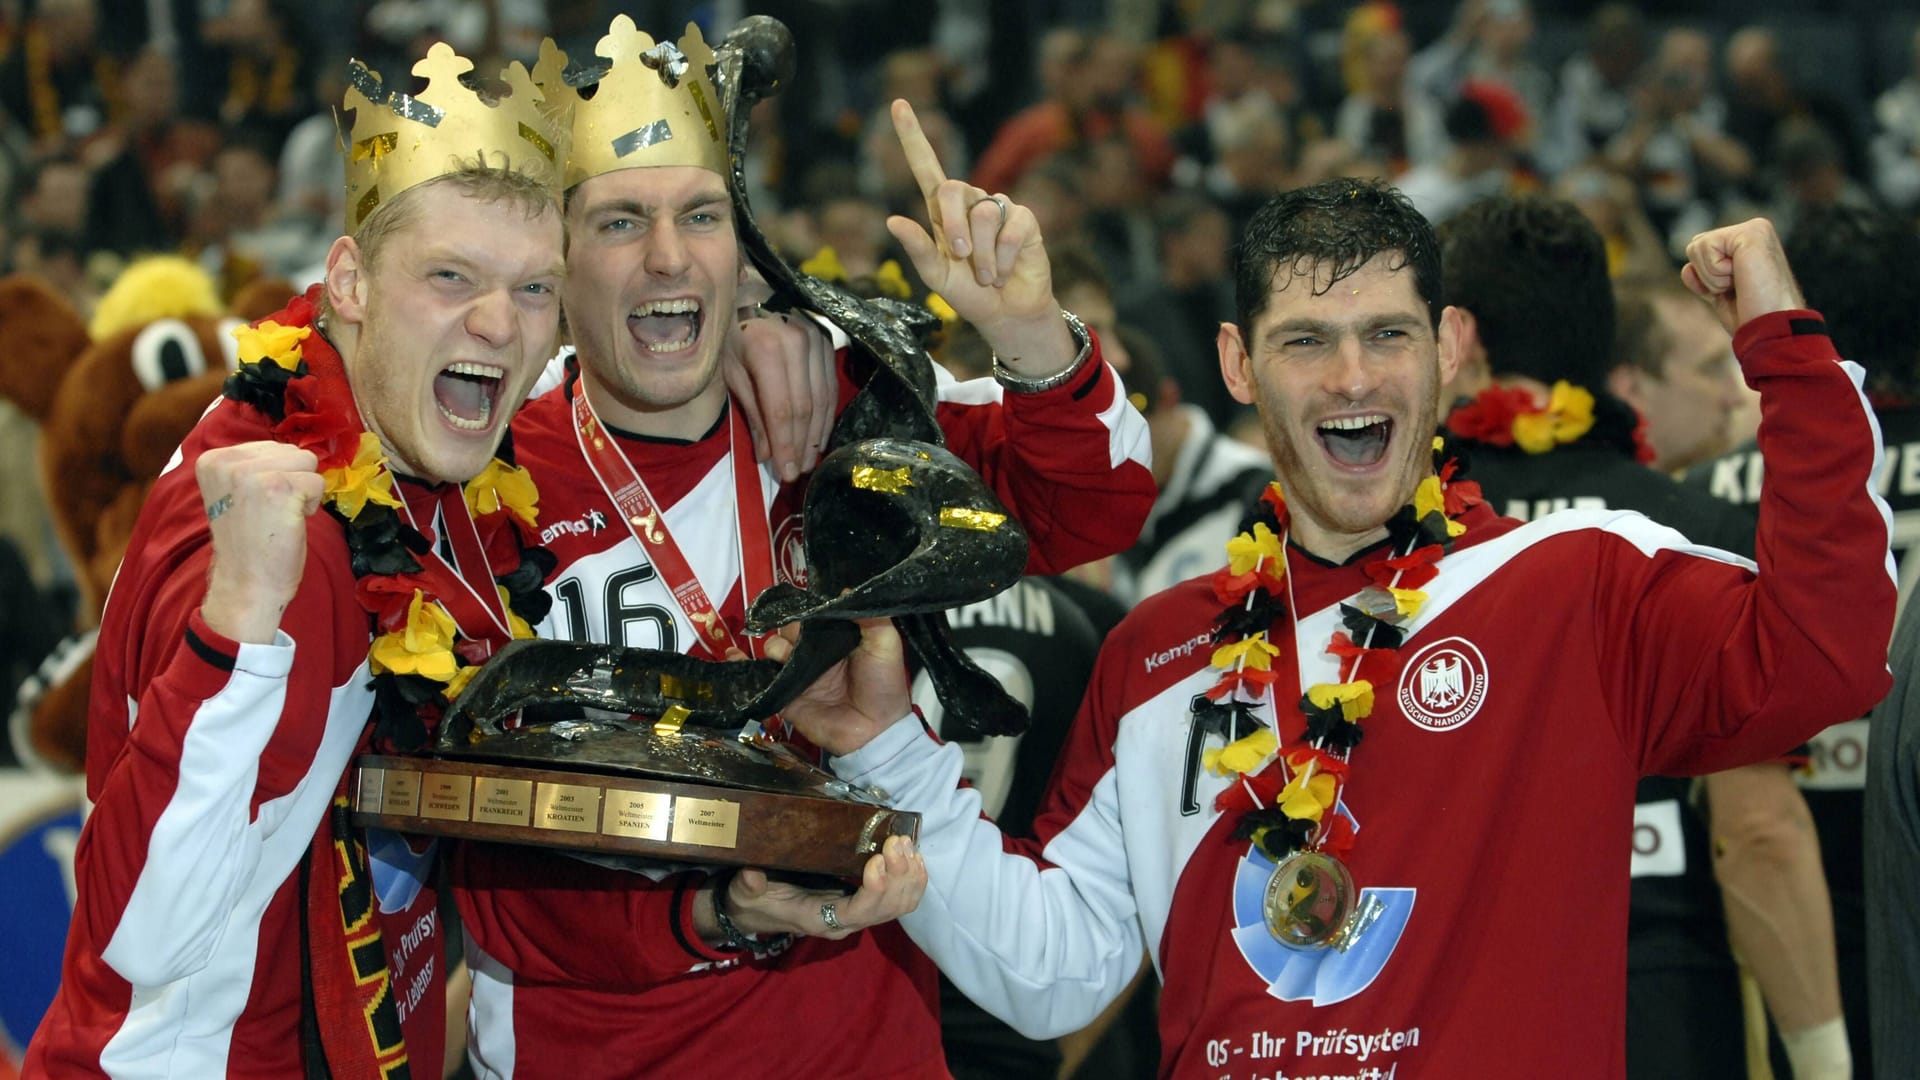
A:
26,390,447,1077
827,311,1896,1078
454,343,1153,1077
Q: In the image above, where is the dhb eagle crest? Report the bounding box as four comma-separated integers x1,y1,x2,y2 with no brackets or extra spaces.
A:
1397,637,1489,732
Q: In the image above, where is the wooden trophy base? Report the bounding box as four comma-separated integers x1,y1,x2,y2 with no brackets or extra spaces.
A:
351,733,916,878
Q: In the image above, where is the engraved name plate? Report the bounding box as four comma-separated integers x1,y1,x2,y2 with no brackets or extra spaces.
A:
381,770,421,816
473,777,533,826
421,773,473,822
356,766,386,813
670,797,739,849
535,782,601,834
602,790,672,840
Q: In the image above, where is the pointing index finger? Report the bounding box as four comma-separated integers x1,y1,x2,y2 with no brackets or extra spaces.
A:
890,98,949,201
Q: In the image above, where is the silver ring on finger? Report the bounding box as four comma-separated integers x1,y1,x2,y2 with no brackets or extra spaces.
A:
206,494,234,522
971,193,1009,229
820,901,844,932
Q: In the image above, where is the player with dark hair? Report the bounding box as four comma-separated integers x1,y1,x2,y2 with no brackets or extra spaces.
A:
776,178,1894,1076
1440,194,1617,394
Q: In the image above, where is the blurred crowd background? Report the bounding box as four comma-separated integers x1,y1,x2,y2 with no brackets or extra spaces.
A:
4,0,1919,698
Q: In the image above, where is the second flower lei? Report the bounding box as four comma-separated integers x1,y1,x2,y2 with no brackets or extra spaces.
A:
1446,380,1654,463
222,290,555,750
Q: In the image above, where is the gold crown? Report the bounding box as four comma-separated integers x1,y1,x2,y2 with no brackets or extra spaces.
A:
338,43,568,233
533,17,728,190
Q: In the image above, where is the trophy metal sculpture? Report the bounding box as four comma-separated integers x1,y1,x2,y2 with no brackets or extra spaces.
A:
352,18,1035,876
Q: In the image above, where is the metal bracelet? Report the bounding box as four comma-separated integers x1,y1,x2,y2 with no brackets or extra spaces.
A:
990,309,1095,393
709,868,791,956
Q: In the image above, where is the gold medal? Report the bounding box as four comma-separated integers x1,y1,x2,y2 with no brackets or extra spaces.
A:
1263,850,1357,948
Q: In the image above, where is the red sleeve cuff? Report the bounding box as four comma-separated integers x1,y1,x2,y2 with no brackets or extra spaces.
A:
175,608,242,697
1732,309,1831,352
1732,309,1844,385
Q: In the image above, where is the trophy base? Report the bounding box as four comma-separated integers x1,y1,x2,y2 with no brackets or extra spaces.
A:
350,752,917,878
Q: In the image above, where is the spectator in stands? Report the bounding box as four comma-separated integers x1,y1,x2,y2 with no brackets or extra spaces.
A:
1409,0,1551,154
861,49,968,218
812,193,892,282
1079,134,1160,294
1048,243,1123,363
1871,24,1920,212
271,58,348,283
1554,162,1673,280
972,31,1174,196
1544,3,1647,175
191,128,318,286
1334,2,1444,175
1009,156,1090,254
1724,26,1866,197
1767,118,1878,237
83,46,219,258
1606,28,1751,254
16,153,90,238
199,0,310,150
362,0,546,66
1293,133,1389,188
0,0,107,151
1192,107,1293,230
1115,193,1237,431
1396,79,1532,226
1172,33,1316,194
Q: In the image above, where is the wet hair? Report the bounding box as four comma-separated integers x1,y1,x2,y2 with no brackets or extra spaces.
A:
1785,204,1920,397
1439,194,1614,389
1231,178,1442,337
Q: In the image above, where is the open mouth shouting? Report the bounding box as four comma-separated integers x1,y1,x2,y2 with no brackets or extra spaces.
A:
1317,413,1393,468
435,361,506,432
629,298,703,354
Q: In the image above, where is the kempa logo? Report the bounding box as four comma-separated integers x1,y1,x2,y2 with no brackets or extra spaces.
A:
1396,636,1488,732
1144,631,1212,674
540,509,608,545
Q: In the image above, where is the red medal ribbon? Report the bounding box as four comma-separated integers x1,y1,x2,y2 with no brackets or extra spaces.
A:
393,481,514,653
571,383,775,661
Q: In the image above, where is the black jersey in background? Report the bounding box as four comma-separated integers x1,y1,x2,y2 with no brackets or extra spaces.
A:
910,577,1157,1080
1684,402,1920,1078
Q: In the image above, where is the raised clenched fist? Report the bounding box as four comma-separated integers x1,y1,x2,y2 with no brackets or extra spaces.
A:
195,441,326,644
1681,218,1808,337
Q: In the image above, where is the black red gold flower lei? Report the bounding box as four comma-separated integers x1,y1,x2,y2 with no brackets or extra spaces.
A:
1443,380,1658,465
1199,439,1482,860
222,298,554,750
